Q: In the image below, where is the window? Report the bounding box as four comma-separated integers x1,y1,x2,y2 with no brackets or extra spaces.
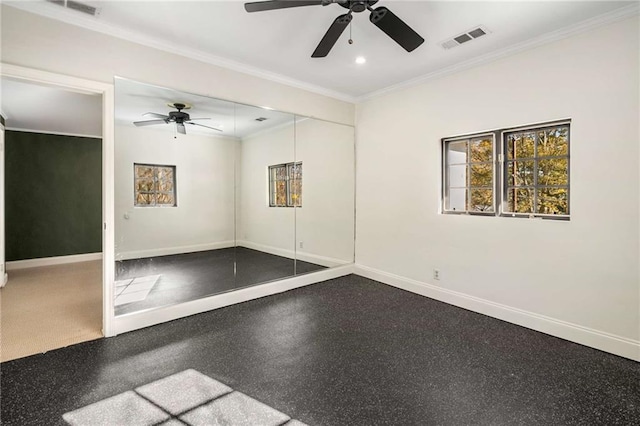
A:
503,125,569,216
442,120,570,219
443,134,495,214
269,162,302,207
134,163,176,207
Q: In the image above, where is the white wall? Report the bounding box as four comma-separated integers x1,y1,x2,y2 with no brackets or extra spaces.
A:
238,119,355,267
115,125,236,259
0,5,354,126
355,17,639,359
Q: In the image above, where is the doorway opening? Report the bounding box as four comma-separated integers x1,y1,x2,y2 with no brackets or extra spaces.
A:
0,65,115,361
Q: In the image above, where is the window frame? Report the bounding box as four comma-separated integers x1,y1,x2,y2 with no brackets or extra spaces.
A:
500,121,570,220
268,161,302,208
442,132,497,216
133,163,177,208
441,119,570,220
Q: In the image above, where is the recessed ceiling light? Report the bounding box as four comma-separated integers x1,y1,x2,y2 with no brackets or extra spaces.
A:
355,56,366,65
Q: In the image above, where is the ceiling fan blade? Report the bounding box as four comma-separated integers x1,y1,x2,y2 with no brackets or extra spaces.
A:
187,122,223,132
187,118,211,121
134,119,168,127
142,112,170,119
245,0,323,13
177,123,186,134
369,7,424,52
312,13,352,58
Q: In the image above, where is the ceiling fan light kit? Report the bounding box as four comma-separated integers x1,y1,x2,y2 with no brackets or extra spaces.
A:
245,0,424,57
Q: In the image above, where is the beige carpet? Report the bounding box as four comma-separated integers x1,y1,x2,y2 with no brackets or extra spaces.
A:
0,260,103,362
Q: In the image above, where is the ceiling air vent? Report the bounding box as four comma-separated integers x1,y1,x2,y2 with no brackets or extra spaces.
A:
440,25,489,50
46,0,101,17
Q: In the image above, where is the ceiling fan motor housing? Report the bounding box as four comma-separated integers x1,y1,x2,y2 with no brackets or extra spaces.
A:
340,0,378,13
169,111,190,123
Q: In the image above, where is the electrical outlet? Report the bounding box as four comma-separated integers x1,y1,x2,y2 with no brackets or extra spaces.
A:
433,269,441,280
299,241,304,249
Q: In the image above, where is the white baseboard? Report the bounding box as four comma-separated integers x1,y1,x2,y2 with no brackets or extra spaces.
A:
117,241,235,261
354,264,640,362
6,252,103,270
114,264,355,335
236,240,350,268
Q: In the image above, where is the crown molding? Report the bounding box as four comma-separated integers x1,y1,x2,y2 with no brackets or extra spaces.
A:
4,2,357,104
356,3,640,103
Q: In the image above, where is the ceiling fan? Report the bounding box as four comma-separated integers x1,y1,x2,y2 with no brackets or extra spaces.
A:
244,0,424,57
133,102,222,135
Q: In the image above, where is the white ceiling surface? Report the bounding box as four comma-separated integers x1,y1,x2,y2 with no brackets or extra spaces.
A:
7,1,637,100
0,78,102,137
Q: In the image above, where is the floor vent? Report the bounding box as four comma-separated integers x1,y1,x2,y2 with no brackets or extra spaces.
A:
441,25,489,50
46,0,101,16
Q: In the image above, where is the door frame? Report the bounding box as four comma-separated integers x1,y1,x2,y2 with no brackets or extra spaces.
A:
0,116,5,287
0,63,115,337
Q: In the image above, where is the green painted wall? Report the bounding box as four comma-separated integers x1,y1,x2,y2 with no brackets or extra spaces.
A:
5,131,102,261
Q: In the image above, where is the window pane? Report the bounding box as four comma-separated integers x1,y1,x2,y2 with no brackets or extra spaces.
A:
537,127,568,157
135,165,154,179
275,166,286,179
470,138,492,163
447,141,467,164
506,188,534,213
537,188,568,215
448,164,467,188
290,179,302,207
507,132,534,159
136,179,154,192
156,193,175,205
289,163,302,179
136,193,154,206
275,181,287,206
538,158,568,186
507,161,535,186
446,188,466,212
157,180,173,192
506,134,517,159
469,189,493,212
157,167,173,181
470,163,492,187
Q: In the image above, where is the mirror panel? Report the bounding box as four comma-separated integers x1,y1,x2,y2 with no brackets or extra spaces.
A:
234,103,297,287
114,78,353,318
294,117,355,272
114,78,239,315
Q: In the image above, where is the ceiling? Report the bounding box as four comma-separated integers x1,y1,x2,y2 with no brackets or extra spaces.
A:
7,1,637,101
2,1,636,136
1,77,102,136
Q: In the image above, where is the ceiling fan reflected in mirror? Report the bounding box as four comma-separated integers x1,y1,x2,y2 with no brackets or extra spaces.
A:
133,102,222,135
244,0,424,57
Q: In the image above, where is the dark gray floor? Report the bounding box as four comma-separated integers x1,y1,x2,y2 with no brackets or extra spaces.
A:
2,275,639,425
115,247,325,315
